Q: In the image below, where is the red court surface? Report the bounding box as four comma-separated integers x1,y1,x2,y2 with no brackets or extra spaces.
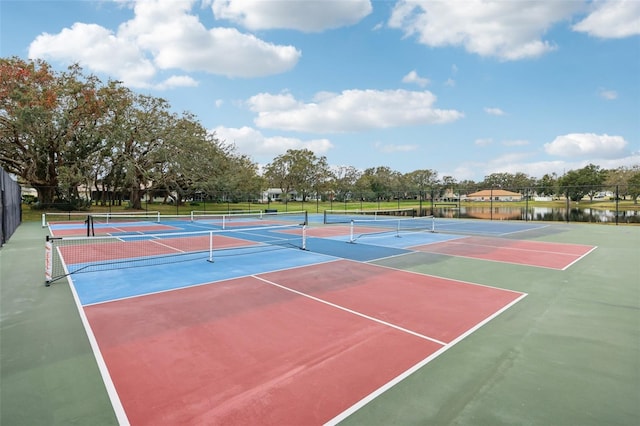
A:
412,236,596,270
83,260,525,425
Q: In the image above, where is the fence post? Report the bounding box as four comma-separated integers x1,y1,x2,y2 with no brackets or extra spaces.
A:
615,185,619,225
490,188,493,221
565,189,570,223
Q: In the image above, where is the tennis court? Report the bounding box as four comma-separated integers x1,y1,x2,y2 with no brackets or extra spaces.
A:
2,213,638,425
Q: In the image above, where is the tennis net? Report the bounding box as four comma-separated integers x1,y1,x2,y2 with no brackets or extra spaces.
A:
190,209,262,217
43,211,162,228
85,210,307,235
190,210,308,229
45,223,307,285
348,216,435,243
324,208,416,224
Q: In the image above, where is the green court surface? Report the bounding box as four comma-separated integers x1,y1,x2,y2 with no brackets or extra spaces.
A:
1,221,639,425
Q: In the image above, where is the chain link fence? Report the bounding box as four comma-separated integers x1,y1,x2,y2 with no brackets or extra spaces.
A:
1,167,22,245
21,184,640,225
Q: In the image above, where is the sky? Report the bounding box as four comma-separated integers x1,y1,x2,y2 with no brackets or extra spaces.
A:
1,0,639,182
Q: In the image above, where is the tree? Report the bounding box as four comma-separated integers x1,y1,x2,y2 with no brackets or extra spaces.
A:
441,175,457,199
559,164,608,202
605,165,640,200
536,173,558,197
0,57,108,207
263,149,330,202
457,179,480,195
481,172,534,191
331,165,360,202
404,169,439,199
627,170,640,204
355,166,402,201
166,119,258,205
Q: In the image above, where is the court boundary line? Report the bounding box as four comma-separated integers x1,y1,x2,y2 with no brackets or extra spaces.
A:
359,257,528,295
70,251,528,423
562,245,598,270
430,237,594,256
433,220,550,237
407,242,595,271
149,238,188,253
324,292,529,425
253,274,447,346
80,257,342,307
64,274,130,425
406,251,568,271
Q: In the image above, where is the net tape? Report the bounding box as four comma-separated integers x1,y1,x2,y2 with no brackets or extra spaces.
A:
86,210,307,235
348,216,435,243
324,208,416,224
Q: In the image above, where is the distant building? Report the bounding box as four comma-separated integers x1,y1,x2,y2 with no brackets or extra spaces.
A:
260,188,320,203
465,189,523,202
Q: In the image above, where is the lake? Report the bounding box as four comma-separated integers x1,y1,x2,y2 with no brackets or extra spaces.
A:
428,205,640,224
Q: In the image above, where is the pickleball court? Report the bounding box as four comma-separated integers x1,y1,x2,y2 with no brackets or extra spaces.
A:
44,212,595,425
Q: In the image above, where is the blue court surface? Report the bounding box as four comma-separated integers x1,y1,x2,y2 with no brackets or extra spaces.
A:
54,214,551,307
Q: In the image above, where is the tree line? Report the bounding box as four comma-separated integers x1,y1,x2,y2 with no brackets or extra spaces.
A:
2,57,639,210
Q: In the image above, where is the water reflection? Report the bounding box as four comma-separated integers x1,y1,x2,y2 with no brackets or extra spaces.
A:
427,206,640,224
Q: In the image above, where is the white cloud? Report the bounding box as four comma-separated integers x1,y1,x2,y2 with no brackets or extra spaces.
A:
388,0,581,60
247,89,464,133
211,0,372,32
573,0,640,38
374,142,419,153
485,158,566,178
452,139,639,181
599,88,618,100
28,0,301,88
154,75,199,90
212,126,333,160
402,70,430,87
28,23,157,87
485,155,640,180
475,138,493,146
544,133,628,158
484,107,505,116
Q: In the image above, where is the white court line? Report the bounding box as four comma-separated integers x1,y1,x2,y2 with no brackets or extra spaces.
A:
65,272,130,425
562,245,598,271
253,275,447,346
324,292,528,425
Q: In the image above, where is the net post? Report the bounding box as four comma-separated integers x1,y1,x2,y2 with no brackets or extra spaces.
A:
86,215,95,237
155,211,161,223
431,216,435,232
349,220,355,243
323,210,328,224
45,235,52,286
207,231,215,263
302,225,307,250
222,216,227,230
41,213,46,228
396,220,401,238
303,210,308,225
